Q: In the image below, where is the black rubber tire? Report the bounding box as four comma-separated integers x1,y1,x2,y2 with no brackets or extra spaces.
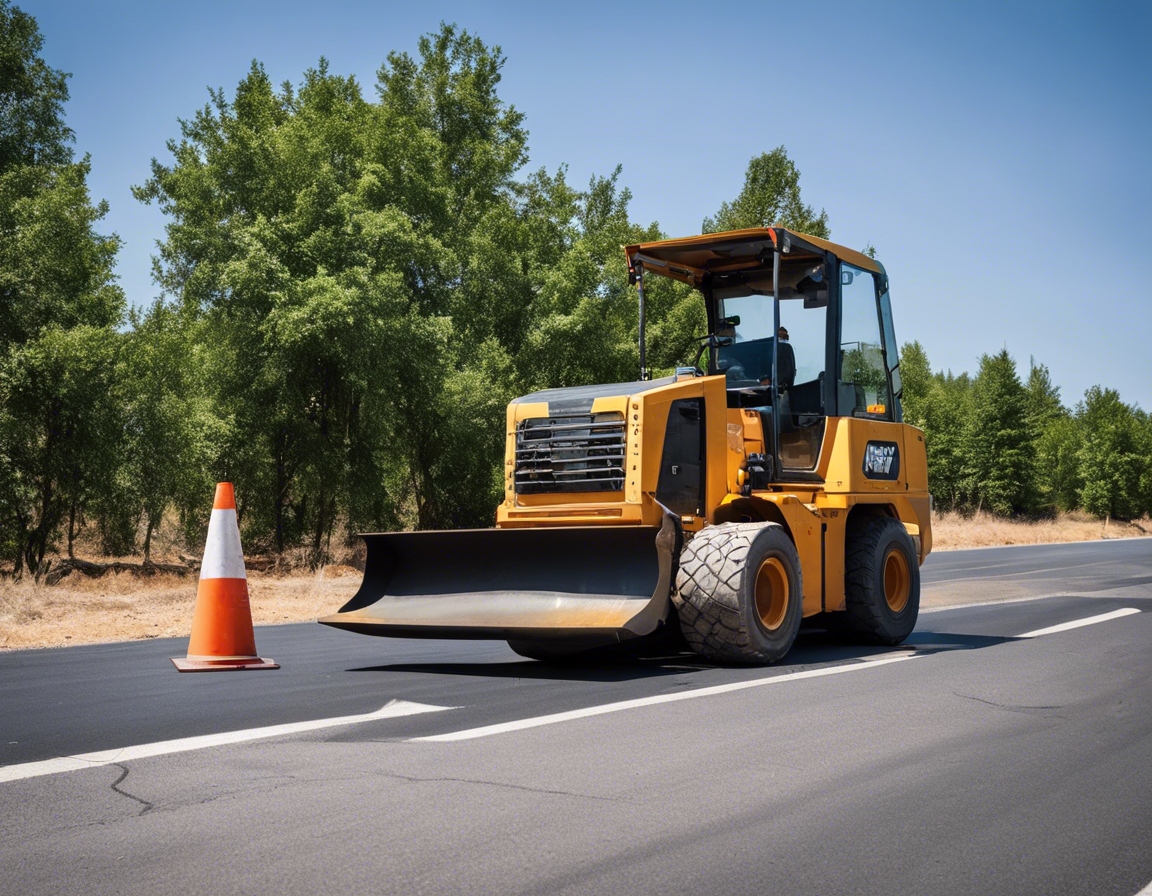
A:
673,522,803,664
840,516,920,645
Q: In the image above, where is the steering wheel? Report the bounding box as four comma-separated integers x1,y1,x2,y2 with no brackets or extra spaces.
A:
693,334,732,376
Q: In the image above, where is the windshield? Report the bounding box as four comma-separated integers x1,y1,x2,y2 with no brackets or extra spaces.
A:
715,286,827,392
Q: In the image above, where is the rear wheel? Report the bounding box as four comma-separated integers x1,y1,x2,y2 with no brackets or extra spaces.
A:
841,516,920,644
673,522,803,664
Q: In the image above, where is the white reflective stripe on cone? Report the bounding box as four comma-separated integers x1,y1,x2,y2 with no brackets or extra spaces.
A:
199,508,247,580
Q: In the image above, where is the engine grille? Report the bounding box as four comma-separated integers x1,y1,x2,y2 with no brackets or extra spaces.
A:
514,412,627,494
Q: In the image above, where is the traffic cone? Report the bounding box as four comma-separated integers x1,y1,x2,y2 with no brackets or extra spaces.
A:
171,483,279,672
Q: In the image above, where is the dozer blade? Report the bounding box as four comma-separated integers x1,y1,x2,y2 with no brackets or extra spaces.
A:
319,512,682,644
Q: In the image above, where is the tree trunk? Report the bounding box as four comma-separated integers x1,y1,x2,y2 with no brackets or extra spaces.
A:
275,441,289,555
13,520,27,580
67,499,78,560
143,513,156,564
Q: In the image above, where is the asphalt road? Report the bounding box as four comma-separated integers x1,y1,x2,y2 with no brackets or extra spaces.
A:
1,538,1150,896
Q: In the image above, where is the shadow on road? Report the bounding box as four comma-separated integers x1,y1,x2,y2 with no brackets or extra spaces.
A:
345,628,1018,682
904,631,1018,653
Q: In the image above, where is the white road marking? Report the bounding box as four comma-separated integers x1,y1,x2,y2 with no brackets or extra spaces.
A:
1018,607,1141,639
0,700,451,784
1136,877,1152,896
928,557,1124,583
415,653,917,743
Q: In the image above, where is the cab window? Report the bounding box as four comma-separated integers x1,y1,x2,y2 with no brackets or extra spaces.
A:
839,264,892,419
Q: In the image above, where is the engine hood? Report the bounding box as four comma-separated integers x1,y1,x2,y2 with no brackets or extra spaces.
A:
510,376,677,417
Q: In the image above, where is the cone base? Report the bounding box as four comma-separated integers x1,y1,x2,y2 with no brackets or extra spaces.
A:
171,656,279,673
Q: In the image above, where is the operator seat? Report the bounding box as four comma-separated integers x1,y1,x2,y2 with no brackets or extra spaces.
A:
777,340,796,391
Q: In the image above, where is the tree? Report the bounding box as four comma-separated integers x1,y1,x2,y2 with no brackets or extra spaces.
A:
962,349,1033,515
897,340,932,429
1,325,123,574
1036,414,1083,513
1025,358,1070,514
0,0,73,171
134,26,712,552
1076,387,1144,519
135,27,566,553
1137,410,1152,518
118,302,222,562
922,370,972,510
703,147,830,237
0,2,125,575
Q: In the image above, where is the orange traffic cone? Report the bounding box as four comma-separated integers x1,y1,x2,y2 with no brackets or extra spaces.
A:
171,483,279,672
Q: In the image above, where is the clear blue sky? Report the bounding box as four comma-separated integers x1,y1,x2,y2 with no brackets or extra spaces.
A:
24,0,1152,410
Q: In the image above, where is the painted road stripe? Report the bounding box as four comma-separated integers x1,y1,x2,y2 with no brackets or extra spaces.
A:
1019,607,1140,639
415,653,917,743
0,700,451,784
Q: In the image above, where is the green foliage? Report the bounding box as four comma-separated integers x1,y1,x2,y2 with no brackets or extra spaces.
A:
0,158,124,349
119,303,221,560
0,2,125,576
130,26,710,558
7,7,1151,575
1075,387,1145,519
703,147,830,237
1036,414,1082,513
962,350,1034,515
1025,359,1070,513
897,340,932,428
896,341,1151,521
1,325,124,572
842,343,888,398
923,370,972,511
0,0,72,171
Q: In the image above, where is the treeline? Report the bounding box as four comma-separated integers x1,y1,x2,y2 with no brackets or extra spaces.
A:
0,4,1145,578
1,11,718,575
900,343,1152,519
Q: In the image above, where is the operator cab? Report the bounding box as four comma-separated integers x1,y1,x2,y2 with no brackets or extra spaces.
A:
626,227,904,480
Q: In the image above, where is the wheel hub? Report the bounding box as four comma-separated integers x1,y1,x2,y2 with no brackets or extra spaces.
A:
754,557,789,632
883,549,910,613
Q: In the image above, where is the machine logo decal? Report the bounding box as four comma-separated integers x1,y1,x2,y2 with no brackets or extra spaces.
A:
863,441,900,480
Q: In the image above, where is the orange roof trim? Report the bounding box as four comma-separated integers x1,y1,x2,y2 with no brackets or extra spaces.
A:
624,227,881,285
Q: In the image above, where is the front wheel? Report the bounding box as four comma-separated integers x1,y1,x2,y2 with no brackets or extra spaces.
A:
841,516,920,644
673,522,803,664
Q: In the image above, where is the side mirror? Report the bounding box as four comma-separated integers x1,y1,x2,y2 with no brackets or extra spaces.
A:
721,315,741,328
841,270,854,286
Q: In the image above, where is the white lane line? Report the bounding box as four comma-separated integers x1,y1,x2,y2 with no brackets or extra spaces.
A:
0,699,451,784
414,653,917,743
1018,607,1141,639
1136,878,1152,896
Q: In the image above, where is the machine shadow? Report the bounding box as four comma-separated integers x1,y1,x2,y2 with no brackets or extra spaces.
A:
346,628,1018,682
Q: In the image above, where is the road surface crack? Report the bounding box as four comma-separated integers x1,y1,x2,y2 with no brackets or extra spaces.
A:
953,692,1065,716
380,771,628,803
110,764,153,816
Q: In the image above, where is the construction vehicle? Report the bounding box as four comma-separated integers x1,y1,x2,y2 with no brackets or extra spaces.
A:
320,227,932,663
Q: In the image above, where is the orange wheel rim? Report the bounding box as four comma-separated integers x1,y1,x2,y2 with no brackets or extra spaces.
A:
754,557,789,632
883,549,910,613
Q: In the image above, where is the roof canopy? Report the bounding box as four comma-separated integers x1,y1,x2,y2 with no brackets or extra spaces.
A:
624,227,881,286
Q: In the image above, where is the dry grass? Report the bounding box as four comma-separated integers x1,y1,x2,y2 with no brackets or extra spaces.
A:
0,565,360,651
931,510,1152,550
3,511,1149,652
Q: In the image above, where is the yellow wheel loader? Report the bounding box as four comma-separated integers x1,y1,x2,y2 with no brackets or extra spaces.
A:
320,227,932,664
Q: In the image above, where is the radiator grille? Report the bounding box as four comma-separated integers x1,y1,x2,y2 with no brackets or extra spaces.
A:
514,412,627,494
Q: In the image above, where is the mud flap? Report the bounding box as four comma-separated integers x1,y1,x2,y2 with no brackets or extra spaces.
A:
319,512,683,645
